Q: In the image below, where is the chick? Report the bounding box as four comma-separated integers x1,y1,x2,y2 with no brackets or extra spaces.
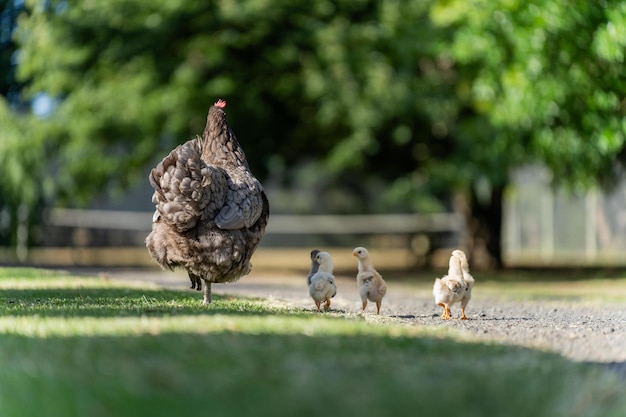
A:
433,251,467,320
452,249,475,320
308,251,337,312
352,247,387,314
307,249,321,286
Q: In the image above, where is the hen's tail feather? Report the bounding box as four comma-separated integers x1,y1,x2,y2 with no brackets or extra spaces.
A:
149,139,227,232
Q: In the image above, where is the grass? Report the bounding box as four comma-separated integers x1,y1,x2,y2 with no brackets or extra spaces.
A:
0,267,625,417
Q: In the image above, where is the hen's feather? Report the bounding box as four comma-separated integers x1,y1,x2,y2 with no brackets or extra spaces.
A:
149,138,227,232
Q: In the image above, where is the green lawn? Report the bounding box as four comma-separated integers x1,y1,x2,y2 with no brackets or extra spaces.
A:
0,267,624,417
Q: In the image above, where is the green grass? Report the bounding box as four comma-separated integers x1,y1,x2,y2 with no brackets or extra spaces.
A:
0,267,624,417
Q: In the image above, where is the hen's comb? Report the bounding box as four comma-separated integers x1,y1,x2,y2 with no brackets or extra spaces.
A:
214,99,227,108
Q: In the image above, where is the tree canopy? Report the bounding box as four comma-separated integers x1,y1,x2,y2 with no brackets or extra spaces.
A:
433,0,626,190
1,0,625,255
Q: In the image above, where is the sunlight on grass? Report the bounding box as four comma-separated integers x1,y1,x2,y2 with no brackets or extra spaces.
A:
0,313,445,339
1,267,625,417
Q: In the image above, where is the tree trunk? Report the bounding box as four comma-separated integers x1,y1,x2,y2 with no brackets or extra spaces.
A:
459,184,505,270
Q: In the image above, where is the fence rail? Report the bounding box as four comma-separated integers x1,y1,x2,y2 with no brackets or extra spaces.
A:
45,209,463,235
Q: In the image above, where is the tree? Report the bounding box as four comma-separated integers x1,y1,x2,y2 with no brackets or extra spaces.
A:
2,0,447,244
2,0,625,268
427,0,626,266
0,0,30,250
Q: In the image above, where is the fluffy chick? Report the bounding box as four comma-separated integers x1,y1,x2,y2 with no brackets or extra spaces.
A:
307,249,321,286
352,247,387,314
308,251,337,312
433,251,467,320
452,249,474,320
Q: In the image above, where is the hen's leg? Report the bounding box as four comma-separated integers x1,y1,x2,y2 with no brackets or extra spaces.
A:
188,272,198,290
203,280,212,305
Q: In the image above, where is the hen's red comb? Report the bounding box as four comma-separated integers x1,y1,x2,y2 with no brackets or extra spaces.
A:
214,99,227,108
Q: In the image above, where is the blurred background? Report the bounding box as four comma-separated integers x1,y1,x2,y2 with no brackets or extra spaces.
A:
1,0,626,271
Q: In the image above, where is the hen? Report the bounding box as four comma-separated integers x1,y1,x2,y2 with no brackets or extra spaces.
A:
308,251,337,312
352,247,387,314
145,99,270,305
433,250,472,320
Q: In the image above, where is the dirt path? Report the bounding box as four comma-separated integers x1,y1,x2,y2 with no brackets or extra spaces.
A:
99,268,625,369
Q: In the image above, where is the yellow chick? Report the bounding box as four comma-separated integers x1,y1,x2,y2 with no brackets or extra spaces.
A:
308,251,337,312
433,250,467,320
452,249,475,320
352,247,387,314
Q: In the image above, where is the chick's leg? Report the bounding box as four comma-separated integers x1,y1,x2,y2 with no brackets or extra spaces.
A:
324,298,331,311
361,301,368,312
460,297,470,319
437,303,449,319
315,301,321,312
376,301,382,315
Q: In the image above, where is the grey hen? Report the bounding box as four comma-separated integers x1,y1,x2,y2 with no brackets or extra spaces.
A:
145,99,270,304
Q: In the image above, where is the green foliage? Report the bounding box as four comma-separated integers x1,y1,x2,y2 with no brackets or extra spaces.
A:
1,267,625,417
431,0,626,190
1,0,626,245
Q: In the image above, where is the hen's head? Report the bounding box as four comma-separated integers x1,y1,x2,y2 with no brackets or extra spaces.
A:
352,246,369,260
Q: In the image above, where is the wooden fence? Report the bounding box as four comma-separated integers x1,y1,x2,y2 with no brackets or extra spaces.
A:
0,209,463,269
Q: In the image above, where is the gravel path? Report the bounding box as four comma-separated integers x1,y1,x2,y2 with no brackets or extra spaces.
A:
99,268,625,371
